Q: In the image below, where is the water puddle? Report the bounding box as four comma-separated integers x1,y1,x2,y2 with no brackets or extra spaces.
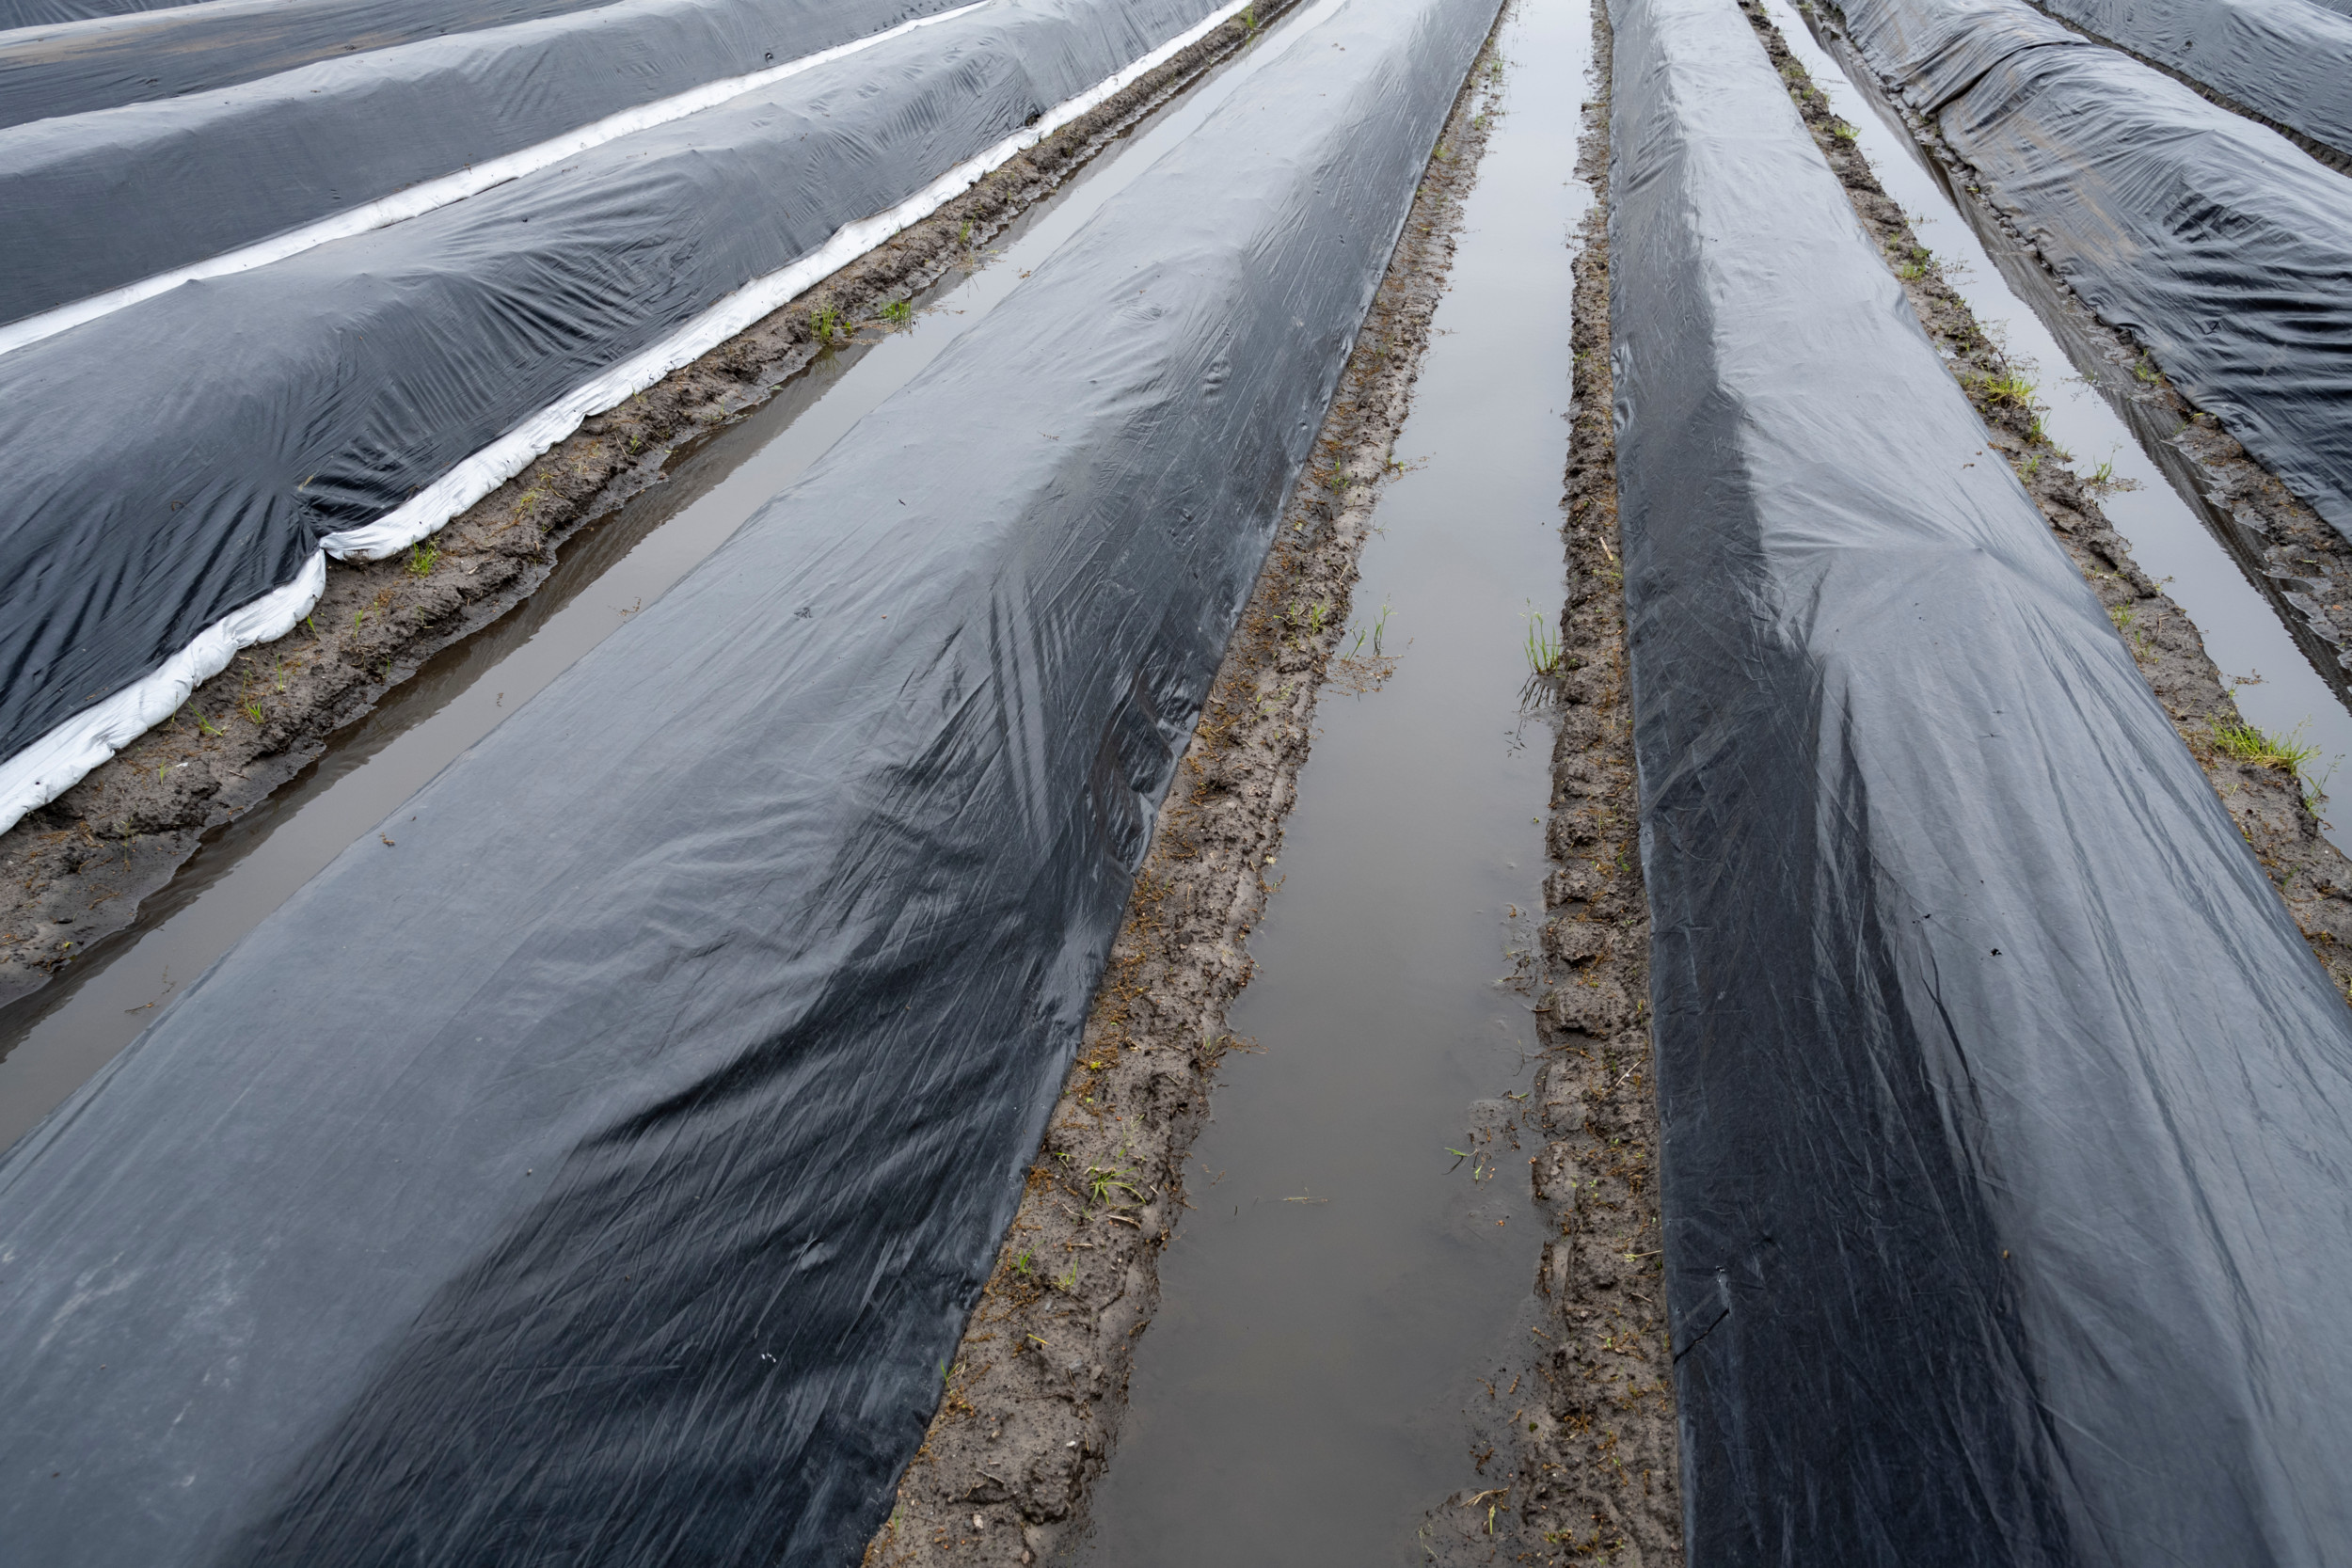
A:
1762,0,2352,846
1070,0,1591,1559
0,0,1351,1152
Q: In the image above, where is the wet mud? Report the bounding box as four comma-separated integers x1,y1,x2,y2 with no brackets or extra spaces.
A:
858,25,1512,1567
0,0,1298,1009
1740,0,2352,990
1412,8,1681,1560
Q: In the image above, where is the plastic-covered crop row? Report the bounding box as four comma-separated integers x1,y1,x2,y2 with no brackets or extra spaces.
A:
0,0,645,124
0,0,976,331
1610,0,2352,1558
0,0,1499,1558
3,0,221,29
0,0,1238,833
1834,0,2352,544
2030,0,2352,161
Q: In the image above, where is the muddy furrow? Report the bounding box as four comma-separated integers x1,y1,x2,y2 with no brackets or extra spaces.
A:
857,28,1511,1568
1744,0,2352,997
1412,8,1681,1563
0,0,1299,1008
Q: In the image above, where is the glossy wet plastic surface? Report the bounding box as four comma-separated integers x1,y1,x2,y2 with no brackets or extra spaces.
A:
1763,0,2352,847
0,9,1299,1152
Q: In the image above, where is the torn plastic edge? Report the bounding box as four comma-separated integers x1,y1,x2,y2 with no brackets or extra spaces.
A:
0,0,993,357
0,0,1255,839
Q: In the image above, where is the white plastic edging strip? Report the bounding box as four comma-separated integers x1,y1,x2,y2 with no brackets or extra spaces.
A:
0,0,993,359
316,0,1256,562
0,0,1254,836
0,552,326,834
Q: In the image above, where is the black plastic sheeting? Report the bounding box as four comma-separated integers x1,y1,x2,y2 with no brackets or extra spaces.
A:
0,0,1221,780
0,0,612,58
1834,0,2352,545
2031,0,2352,159
0,0,963,322
0,0,1496,1558
1612,0,2352,1558
0,0,634,126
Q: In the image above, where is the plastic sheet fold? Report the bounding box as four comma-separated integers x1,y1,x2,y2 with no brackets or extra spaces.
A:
0,0,621,69
1611,0,2352,1559
0,0,972,328
1835,0,2352,542
0,0,1227,825
0,0,1498,1559
2029,0,2352,161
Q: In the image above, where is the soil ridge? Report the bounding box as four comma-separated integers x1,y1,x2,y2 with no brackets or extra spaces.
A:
1415,6,1683,1560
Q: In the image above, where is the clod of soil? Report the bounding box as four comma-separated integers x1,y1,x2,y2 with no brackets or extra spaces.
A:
0,1,1298,1009
859,28,1512,1568
1744,0,2352,1000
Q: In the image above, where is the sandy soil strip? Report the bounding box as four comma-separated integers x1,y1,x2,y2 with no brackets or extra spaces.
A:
0,0,1299,1007
856,28,1516,1568
1747,0,2352,997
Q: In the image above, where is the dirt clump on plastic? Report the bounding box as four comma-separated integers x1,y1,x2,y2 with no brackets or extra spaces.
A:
0,3,1299,1010
857,35,1512,1568
1743,0,2352,993
1416,13,1682,1565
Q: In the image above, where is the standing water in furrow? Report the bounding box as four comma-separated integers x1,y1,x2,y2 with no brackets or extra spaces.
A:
1073,0,1591,1557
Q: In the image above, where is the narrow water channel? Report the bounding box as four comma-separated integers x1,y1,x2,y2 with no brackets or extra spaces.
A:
1071,0,1590,1560
1763,0,2352,844
0,0,1353,1152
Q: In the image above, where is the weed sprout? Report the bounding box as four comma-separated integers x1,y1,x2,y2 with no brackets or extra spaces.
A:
2211,719,2321,776
1524,606,1565,677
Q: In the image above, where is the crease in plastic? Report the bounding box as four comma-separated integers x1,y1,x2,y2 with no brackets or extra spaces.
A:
0,0,1251,836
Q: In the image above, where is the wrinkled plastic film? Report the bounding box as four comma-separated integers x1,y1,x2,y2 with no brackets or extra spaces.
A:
0,0,1499,1561
2028,0,2352,161
1834,0,2352,543
0,0,1235,831
0,0,621,81
1612,0,2352,1560
0,0,979,332
2,0,200,25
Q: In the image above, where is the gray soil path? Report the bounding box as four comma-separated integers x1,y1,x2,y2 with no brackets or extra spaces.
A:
0,0,1301,1009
